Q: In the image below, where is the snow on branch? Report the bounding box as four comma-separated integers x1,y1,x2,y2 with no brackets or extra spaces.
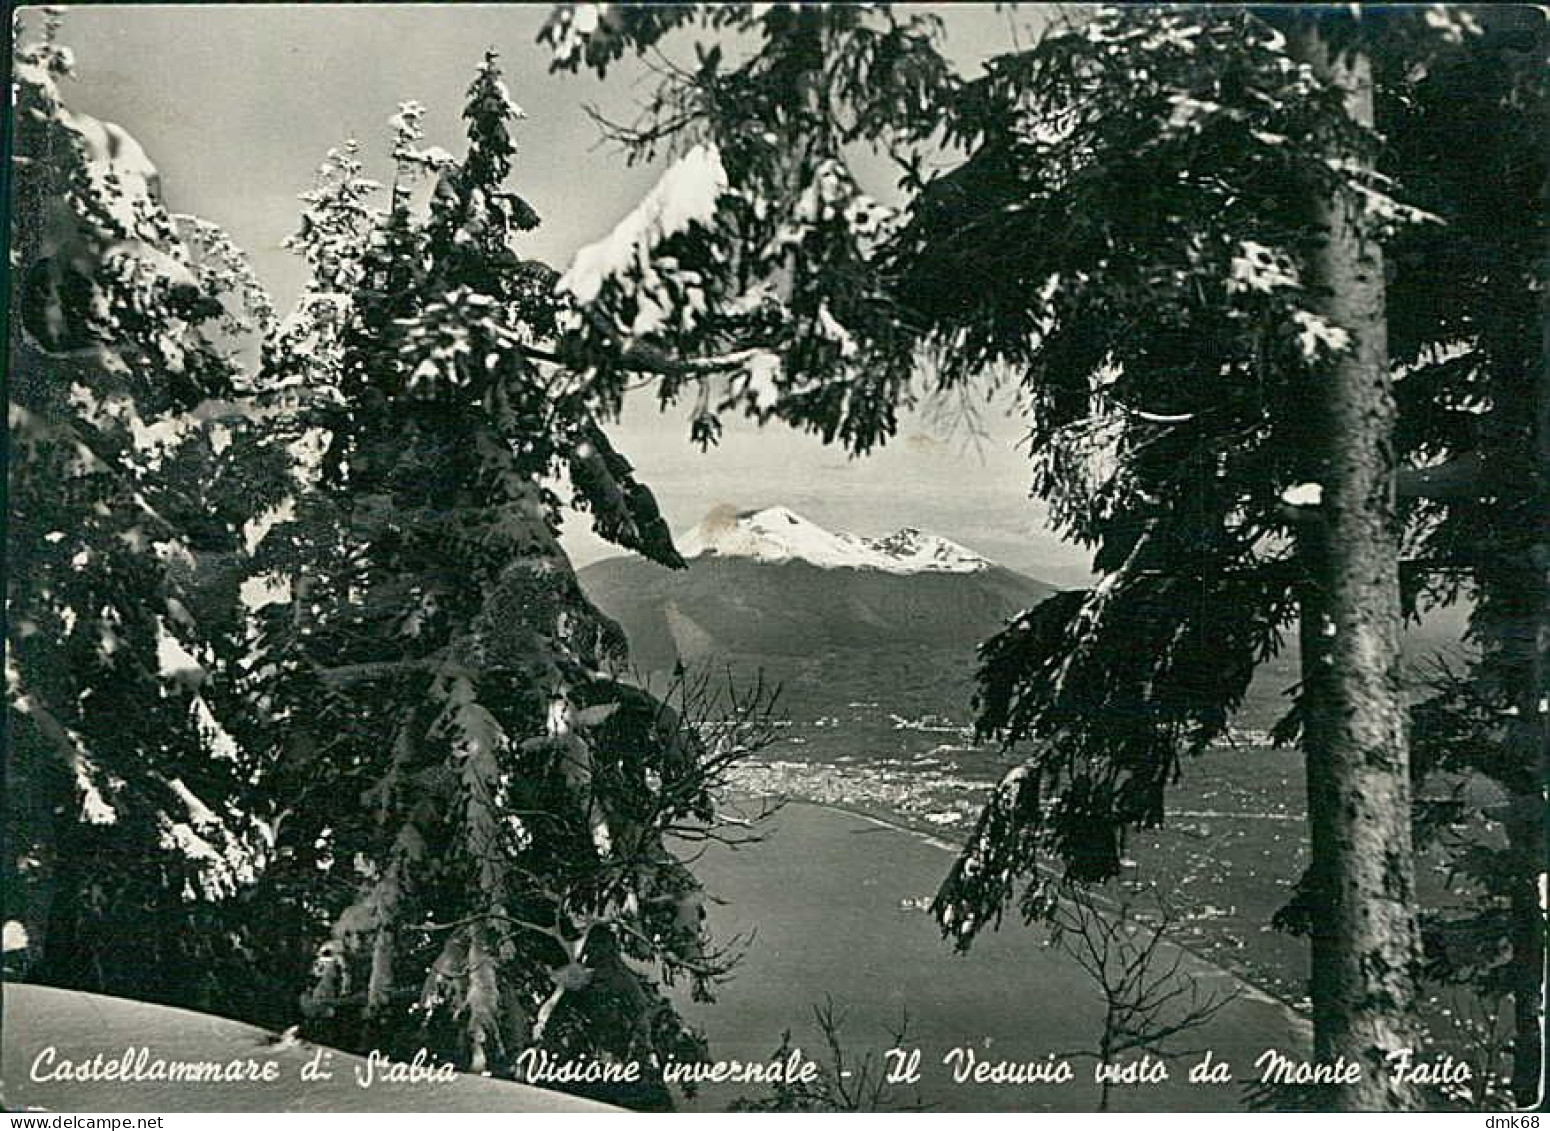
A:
557,143,728,306
8,663,117,826
1397,452,1485,500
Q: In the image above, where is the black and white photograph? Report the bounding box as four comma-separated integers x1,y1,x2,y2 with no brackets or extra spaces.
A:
4,2,1546,1117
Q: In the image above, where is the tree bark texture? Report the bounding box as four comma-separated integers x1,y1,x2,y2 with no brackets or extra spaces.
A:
1502,155,1549,1110
1290,19,1424,1111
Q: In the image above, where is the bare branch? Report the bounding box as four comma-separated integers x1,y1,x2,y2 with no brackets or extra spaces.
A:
1047,883,1242,1110
518,339,764,379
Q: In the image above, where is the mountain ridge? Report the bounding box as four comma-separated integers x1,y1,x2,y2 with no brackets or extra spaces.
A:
675,504,995,575
577,506,1470,725
579,508,1059,715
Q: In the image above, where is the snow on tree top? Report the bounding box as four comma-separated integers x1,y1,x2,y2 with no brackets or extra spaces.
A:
677,504,991,574
557,143,727,306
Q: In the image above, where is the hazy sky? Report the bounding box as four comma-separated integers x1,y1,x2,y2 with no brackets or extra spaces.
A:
24,4,1092,584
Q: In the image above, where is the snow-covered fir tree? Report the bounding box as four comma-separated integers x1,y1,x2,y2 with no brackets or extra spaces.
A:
240,54,747,1100
6,15,259,1005
1387,9,1548,1104
541,3,1545,1109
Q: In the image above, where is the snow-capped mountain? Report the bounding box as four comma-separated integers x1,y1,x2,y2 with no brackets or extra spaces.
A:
578,506,1057,715
676,505,991,575
864,526,992,574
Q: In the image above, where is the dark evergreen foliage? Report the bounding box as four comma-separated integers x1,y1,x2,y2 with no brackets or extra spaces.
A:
543,2,1545,1106
232,54,741,1091
6,19,256,1008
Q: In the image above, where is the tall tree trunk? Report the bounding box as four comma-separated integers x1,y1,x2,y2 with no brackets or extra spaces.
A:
1504,795,1545,1108
1480,87,1550,1108
1290,18,1423,1111
1098,1016,1114,1113
1504,155,1550,1110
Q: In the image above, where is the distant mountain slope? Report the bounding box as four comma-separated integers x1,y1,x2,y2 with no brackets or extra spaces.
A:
581,554,1056,669
579,507,1058,716
579,506,1474,726
678,504,993,574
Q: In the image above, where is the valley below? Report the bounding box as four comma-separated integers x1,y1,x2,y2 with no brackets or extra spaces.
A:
580,507,1495,1111
673,800,1306,1113
667,700,1493,1112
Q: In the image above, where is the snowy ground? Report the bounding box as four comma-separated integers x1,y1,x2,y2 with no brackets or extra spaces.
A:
2,984,613,1112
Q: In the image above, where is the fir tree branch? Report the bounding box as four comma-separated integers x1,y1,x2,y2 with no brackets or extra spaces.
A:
418,911,566,944
519,340,763,378
1396,451,1485,500
311,653,453,686
9,677,93,776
